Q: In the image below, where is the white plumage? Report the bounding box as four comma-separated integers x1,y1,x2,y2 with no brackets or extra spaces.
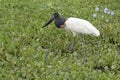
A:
64,17,100,37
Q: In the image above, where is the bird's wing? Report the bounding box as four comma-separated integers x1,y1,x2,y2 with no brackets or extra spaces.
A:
65,17,100,36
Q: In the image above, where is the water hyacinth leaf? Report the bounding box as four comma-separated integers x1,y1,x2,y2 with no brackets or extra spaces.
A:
0,1,120,80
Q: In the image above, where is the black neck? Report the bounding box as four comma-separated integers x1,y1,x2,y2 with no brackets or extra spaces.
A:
54,17,66,28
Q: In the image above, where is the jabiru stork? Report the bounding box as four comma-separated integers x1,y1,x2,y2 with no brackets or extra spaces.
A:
42,12,100,53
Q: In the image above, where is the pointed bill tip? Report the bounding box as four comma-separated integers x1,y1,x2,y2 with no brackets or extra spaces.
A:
42,25,46,28
42,15,55,28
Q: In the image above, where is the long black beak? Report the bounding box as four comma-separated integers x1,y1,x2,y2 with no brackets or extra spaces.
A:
42,15,55,28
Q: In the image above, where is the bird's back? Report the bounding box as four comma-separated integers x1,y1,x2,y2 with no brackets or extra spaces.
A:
65,17,100,36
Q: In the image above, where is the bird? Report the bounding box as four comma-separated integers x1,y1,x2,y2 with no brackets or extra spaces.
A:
42,12,100,53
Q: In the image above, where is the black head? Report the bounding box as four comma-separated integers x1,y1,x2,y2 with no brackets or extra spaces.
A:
42,12,66,28
54,17,66,28
53,12,60,18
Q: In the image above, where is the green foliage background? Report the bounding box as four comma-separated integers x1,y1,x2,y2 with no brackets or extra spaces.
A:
0,0,120,80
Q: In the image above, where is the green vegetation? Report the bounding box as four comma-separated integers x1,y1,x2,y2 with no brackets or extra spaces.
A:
0,0,120,80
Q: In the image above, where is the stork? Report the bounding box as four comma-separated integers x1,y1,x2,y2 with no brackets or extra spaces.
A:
42,12,100,53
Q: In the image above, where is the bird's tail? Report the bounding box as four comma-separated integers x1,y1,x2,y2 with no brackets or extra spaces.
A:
92,29,100,37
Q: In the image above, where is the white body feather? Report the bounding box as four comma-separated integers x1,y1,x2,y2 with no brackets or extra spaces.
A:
64,17,100,37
